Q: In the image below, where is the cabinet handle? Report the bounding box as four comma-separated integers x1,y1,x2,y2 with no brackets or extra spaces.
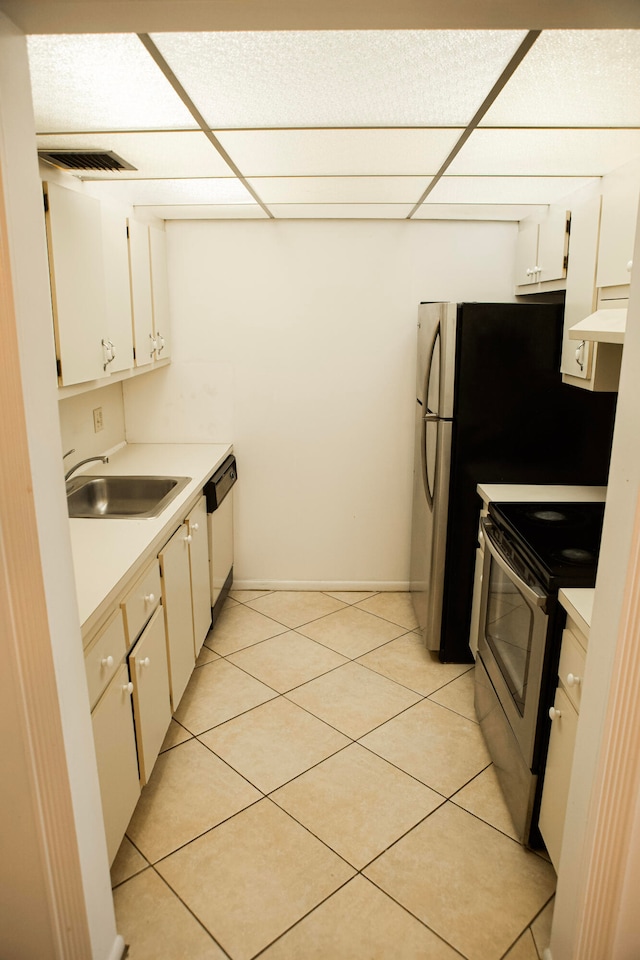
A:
566,673,582,687
575,340,586,372
184,534,193,543
156,332,165,354
122,682,134,695
149,333,157,357
101,655,114,668
144,592,155,603
627,260,633,273
549,706,562,720
102,338,116,371
139,657,151,668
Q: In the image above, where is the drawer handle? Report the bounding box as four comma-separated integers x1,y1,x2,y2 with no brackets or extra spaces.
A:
139,657,151,668
566,673,582,687
101,655,114,668
122,682,134,695
144,593,156,604
549,706,562,720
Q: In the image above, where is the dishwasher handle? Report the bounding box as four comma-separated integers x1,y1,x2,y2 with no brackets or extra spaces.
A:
204,455,237,512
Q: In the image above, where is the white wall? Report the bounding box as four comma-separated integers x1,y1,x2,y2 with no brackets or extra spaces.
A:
124,218,517,589
59,382,126,464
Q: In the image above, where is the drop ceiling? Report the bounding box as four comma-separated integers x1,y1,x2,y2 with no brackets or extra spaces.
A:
27,28,640,221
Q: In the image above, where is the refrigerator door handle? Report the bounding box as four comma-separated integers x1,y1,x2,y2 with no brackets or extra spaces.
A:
421,413,435,510
422,320,441,414
423,414,440,422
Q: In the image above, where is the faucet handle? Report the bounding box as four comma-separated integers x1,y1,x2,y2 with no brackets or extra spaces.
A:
63,448,76,459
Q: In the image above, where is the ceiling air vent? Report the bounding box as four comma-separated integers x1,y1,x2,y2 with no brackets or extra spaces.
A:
37,149,137,172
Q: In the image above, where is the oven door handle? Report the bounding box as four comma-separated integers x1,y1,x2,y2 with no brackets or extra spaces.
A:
481,518,547,610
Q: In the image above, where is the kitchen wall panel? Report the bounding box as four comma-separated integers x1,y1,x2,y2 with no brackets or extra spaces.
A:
123,218,517,588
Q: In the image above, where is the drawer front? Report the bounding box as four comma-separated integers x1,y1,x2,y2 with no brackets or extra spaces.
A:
85,608,127,709
121,560,161,644
559,628,587,712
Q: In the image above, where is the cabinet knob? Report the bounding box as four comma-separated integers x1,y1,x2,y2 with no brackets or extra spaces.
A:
191,522,199,532
566,673,582,687
184,534,193,543
139,657,151,668
101,655,114,668
122,682,134,695
549,706,562,720
627,260,633,273
144,593,155,603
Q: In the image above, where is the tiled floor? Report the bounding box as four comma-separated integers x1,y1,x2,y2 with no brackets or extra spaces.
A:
111,591,556,960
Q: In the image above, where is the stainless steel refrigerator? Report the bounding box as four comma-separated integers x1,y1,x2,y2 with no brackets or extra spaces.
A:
410,301,617,663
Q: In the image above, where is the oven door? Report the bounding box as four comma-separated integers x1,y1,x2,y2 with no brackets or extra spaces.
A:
477,518,550,769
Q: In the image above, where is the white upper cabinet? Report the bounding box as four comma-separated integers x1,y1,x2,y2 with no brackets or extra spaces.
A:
595,160,640,290
100,202,134,374
44,181,107,385
128,218,172,367
515,205,570,289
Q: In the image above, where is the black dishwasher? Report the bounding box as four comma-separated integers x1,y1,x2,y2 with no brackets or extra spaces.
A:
204,455,237,622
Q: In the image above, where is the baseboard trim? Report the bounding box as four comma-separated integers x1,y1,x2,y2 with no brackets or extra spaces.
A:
231,580,411,592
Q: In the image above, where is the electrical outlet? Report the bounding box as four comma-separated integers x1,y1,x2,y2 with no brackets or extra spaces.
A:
93,407,104,433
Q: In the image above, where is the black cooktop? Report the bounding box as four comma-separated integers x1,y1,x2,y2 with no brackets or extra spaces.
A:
488,500,606,590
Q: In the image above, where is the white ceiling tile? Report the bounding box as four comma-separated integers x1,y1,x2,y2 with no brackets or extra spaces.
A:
83,178,254,205
448,128,640,177
268,204,414,219
424,177,598,205
482,30,640,127
215,129,462,177
27,34,198,132
36,131,234,179
135,205,270,220
152,30,527,127
411,203,548,221
247,176,430,204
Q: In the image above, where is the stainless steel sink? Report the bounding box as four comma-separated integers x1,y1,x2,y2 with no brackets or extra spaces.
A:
66,475,191,519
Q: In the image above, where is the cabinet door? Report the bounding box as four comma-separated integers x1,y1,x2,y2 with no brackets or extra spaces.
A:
149,223,171,361
101,203,134,373
537,206,570,282
596,160,640,288
514,218,539,285
538,686,579,872
561,195,601,381
159,523,195,711
187,496,212,654
91,664,140,864
44,181,106,385
127,218,156,367
129,606,172,785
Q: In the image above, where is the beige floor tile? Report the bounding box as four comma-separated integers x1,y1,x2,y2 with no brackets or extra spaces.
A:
245,590,347,627
113,867,227,960
360,698,490,796
503,930,539,960
199,697,350,793
323,590,378,604
271,743,443,868
196,644,219,666
203,602,287,656
160,718,192,753
355,592,419,629
297,606,407,658
110,836,148,888
531,898,554,958
452,765,520,841
156,799,355,960
227,630,347,692
260,875,461,960
228,589,273,603
428,667,476,720
358,632,472,696
287,661,421,740
364,803,556,960
126,739,260,862
174,658,277,735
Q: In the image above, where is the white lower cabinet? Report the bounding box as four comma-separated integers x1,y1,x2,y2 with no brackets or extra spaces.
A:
129,606,172,786
538,621,587,871
188,496,212,655
91,664,141,864
159,523,197,711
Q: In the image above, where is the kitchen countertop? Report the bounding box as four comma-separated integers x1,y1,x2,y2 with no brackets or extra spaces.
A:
68,442,232,639
477,483,607,506
559,588,594,639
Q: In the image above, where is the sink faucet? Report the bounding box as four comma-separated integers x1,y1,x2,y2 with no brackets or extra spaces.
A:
65,454,109,482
